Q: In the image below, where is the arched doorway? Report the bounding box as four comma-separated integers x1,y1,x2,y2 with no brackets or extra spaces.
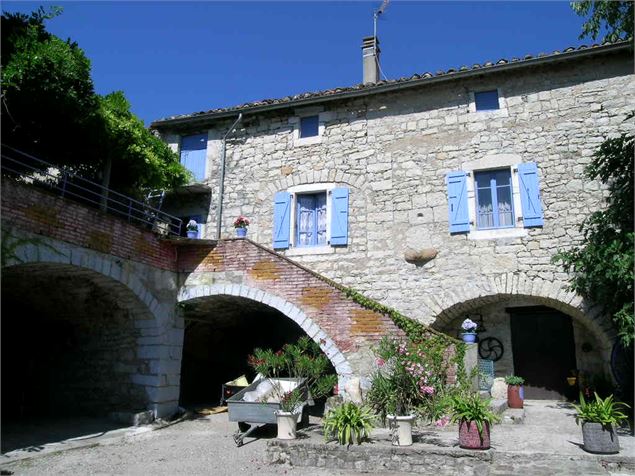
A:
432,295,612,400
1,263,154,452
176,285,352,407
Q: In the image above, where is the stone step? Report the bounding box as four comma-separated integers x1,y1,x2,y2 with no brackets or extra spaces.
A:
502,407,525,425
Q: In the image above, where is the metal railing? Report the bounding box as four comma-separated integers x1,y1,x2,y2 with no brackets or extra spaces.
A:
1,145,183,236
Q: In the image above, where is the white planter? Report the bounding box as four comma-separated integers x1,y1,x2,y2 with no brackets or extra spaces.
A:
275,411,299,440
387,414,415,446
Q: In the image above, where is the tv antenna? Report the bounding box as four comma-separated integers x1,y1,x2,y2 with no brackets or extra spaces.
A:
373,0,390,80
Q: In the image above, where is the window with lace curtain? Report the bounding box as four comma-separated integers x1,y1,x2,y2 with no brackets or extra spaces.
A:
475,169,514,229
296,192,327,247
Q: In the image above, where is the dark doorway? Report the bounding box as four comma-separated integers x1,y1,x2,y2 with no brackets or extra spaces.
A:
178,296,307,407
509,306,577,399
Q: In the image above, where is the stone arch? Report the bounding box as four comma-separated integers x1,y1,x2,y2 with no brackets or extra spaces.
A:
262,170,369,198
2,230,168,324
427,273,615,378
426,273,612,340
177,283,354,389
2,230,181,417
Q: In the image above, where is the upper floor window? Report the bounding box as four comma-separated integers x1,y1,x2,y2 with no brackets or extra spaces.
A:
474,169,514,229
300,115,319,138
180,133,207,182
474,90,500,111
272,185,349,251
446,162,543,237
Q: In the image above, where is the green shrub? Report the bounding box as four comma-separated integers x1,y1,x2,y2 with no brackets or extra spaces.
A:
323,402,375,446
573,392,630,426
504,375,525,386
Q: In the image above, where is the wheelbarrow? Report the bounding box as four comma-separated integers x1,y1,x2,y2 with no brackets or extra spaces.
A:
227,377,307,447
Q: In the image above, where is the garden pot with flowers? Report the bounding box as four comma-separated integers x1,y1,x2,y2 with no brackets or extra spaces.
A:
460,318,478,343
367,339,437,446
450,392,500,450
234,215,250,237
186,219,198,239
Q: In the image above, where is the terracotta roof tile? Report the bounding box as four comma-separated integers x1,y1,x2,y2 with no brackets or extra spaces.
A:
152,40,632,127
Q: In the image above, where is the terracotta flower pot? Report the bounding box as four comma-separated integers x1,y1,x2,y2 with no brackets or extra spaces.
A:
507,384,523,409
458,420,490,450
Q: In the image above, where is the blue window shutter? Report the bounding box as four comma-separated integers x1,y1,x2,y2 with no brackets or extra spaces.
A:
273,191,291,249
330,187,349,246
517,162,544,227
446,171,470,233
180,134,207,182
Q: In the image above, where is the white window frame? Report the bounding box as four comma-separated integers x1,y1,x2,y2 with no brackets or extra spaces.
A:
462,154,527,240
285,183,337,256
289,107,330,147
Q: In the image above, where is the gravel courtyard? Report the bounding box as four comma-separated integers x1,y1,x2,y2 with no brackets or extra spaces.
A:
0,413,354,476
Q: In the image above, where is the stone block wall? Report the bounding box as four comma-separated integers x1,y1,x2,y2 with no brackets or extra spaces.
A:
161,51,634,334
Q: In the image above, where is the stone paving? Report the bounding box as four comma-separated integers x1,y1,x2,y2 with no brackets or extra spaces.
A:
1,401,633,475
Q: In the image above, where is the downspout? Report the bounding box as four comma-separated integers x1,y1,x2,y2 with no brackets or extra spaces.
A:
216,113,243,239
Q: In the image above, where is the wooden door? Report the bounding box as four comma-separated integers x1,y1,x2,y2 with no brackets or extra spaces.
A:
509,307,577,399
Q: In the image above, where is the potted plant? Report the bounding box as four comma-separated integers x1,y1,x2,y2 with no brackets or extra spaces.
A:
460,318,478,343
186,219,198,239
505,375,525,409
233,215,250,237
450,392,500,450
367,339,430,446
573,392,629,454
323,401,375,446
275,388,303,440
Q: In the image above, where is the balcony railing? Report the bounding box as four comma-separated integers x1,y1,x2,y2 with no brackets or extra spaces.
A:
1,145,182,236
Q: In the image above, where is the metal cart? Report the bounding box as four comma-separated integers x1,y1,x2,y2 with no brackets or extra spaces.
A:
227,377,307,446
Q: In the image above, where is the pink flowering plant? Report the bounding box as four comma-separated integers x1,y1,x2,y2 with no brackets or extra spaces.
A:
367,336,468,424
233,215,250,229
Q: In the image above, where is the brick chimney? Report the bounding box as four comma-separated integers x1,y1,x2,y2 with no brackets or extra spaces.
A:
362,36,380,84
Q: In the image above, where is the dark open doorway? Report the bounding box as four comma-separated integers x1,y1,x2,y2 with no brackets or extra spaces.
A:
178,295,308,408
509,306,577,399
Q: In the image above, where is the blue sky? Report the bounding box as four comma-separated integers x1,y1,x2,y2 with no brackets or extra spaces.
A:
3,2,595,125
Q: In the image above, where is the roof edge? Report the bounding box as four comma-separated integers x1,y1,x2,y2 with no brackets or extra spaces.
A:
151,41,633,130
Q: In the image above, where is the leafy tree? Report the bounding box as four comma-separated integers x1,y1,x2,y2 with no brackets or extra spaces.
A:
1,7,103,173
571,0,634,42
553,124,634,347
1,7,189,197
99,92,190,196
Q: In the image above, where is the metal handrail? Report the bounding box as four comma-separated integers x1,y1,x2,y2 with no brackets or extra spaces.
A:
1,145,183,236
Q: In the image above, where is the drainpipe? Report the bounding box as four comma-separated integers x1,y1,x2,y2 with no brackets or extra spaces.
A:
216,113,243,240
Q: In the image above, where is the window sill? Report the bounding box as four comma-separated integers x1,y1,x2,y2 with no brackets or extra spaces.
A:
468,227,528,240
294,135,322,147
285,246,336,257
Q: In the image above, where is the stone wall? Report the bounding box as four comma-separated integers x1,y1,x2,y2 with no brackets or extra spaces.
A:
161,51,634,337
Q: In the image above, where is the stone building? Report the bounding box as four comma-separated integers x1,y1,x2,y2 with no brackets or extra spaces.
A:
151,38,634,400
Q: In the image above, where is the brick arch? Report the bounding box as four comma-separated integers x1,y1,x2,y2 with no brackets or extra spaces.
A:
177,283,354,389
2,231,168,325
427,273,614,355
